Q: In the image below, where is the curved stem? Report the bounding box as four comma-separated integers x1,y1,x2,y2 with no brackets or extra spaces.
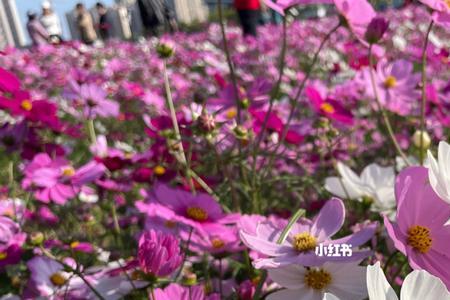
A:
87,119,97,145
277,208,306,244
262,22,341,178
217,0,242,125
163,60,195,192
367,45,410,166
419,20,434,165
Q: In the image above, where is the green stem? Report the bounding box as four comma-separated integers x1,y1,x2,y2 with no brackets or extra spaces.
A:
368,45,410,166
419,20,434,165
277,208,306,244
217,0,242,125
262,22,341,178
87,119,97,145
162,60,195,192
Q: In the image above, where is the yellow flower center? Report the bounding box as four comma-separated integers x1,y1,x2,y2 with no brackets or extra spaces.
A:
445,0,450,8
0,252,7,260
70,241,80,248
407,225,432,253
50,272,67,286
320,103,335,114
186,207,208,221
20,100,32,111
164,220,176,228
384,76,397,88
304,268,332,290
225,107,237,120
292,232,317,252
153,165,166,176
62,167,75,177
211,238,225,249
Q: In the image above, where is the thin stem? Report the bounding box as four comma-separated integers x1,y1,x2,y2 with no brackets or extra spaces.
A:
162,60,195,192
218,259,223,298
217,0,242,125
368,45,410,166
87,119,97,145
176,227,194,280
150,286,156,300
8,161,18,222
419,20,434,165
40,247,106,300
111,201,121,235
383,251,399,273
277,208,306,244
263,22,341,178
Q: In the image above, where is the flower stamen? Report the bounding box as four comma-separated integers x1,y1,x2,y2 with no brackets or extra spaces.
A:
304,268,332,290
407,225,432,253
292,232,317,252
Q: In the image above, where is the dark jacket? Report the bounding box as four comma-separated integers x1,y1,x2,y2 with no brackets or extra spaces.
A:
137,0,166,28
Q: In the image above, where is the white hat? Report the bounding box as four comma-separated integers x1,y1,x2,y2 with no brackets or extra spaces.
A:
42,1,51,9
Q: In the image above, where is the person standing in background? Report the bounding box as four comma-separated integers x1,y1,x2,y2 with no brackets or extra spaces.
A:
75,3,97,45
137,0,166,37
26,10,49,47
234,0,261,37
96,2,112,41
40,1,63,44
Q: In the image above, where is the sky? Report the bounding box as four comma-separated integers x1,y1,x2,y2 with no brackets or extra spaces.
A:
16,0,115,42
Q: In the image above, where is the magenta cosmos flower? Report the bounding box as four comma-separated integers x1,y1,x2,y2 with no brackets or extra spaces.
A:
0,216,26,269
153,283,219,300
240,198,376,268
138,230,182,277
384,166,450,288
361,59,420,116
419,1,450,27
334,0,376,42
305,85,354,125
22,153,106,205
136,183,237,234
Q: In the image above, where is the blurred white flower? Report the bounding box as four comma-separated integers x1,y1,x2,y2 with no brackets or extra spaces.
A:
428,141,450,204
325,162,396,217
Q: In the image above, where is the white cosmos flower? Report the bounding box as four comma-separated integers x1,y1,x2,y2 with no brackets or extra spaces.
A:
427,141,450,204
366,262,450,300
324,162,396,217
267,262,367,300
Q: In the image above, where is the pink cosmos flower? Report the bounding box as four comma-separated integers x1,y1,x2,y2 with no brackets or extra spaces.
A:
384,166,450,289
138,230,182,277
22,153,106,205
0,67,20,93
153,283,220,300
419,1,450,27
26,256,70,297
0,216,25,269
360,59,420,116
305,85,354,125
136,183,237,234
66,81,119,118
240,198,376,268
189,223,244,256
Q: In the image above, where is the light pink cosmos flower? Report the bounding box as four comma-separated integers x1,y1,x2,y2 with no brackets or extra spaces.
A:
22,153,106,205
384,166,450,289
153,283,219,300
240,198,376,268
419,1,450,27
188,223,244,256
360,59,420,116
26,256,71,297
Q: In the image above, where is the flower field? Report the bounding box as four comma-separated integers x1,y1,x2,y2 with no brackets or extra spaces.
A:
1,1,450,299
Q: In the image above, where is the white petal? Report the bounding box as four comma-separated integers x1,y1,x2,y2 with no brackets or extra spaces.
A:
326,262,368,300
268,265,306,289
367,262,398,300
324,177,363,200
400,270,450,300
267,288,321,300
323,293,340,300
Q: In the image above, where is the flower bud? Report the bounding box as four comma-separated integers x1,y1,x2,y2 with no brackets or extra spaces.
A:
365,17,389,44
29,232,44,246
138,230,182,277
198,113,216,132
182,272,197,286
156,42,175,58
412,130,431,149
